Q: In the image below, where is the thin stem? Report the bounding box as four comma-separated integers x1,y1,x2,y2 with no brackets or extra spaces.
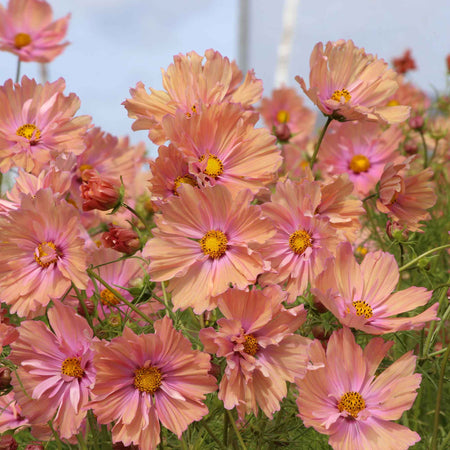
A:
223,408,229,447
419,129,428,168
399,244,450,272
47,420,63,450
362,192,377,202
161,281,177,323
87,268,154,325
227,409,247,450
309,116,333,169
121,202,152,236
431,343,450,450
201,421,227,450
15,57,21,83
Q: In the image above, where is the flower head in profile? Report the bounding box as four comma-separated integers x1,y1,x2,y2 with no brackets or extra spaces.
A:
0,188,88,317
123,49,262,144
144,184,273,313
0,392,28,433
200,286,311,420
9,301,95,439
0,76,91,174
89,317,217,450
376,157,437,231
296,327,421,450
0,0,70,62
296,39,410,124
314,242,438,334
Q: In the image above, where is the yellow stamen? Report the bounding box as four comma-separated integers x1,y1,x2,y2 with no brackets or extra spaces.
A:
199,154,224,178
16,124,41,142
356,246,368,256
331,89,351,103
134,366,162,394
289,230,312,255
100,289,120,306
185,104,197,119
352,300,373,319
34,241,59,268
79,164,93,173
387,99,399,107
200,230,228,259
243,334,258,356
349,154,370,173
14,33,31,49
173,174,198,195
337,391,366,418
61,357,84,378
276,109,290,124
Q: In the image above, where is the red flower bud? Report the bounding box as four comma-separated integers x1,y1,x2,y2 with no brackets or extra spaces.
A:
81,169,122,211
102,225,140,254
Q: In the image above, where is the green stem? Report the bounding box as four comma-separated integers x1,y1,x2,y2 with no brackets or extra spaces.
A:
47,420,63,450
87,410,100,450
201,421,227,450
161,281,177,323
399,244,450,272
309,116,333,169
362,192,377,202
419,129,428,168
223,408,229,447
72,283,94,329
431,343,450,450
227,409,247,450
87,268,154,325
15,57,21,83
121,202,152,236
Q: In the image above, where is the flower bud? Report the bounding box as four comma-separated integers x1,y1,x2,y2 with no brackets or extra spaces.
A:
274,123,291,142
403,140,418,155
0,367,11,390
409,115,424,131
102,225,141,254
25,445,44,450
386,220,408,241
0,435,18,450
81,169,122,212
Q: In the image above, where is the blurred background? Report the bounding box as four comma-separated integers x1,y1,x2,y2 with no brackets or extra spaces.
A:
0,0,448,154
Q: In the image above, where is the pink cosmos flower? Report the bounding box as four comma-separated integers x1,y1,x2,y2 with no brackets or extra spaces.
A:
318,121,402,196
123,49,262,144
314,242,438,334
296,327,421,450
161,102,281,196
0,392,28,433
9,301,95,439
376,157,437,231
387,77,430,113
260,179,341,301
259,86,316,143
0,76,91,174
0,188,88,317
296,40,410,124
144,184,273,313
89,316,217,450
0,0,69,62
200,286,312,420
392,49,417,75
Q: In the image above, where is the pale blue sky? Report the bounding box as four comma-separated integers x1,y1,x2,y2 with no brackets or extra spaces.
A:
0,0,448,155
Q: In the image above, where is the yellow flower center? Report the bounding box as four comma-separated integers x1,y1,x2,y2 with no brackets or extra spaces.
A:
331,89,351,103
185,104,197,118
199,154,224,178
338,391,365,418
79,164,93,173
349,154,371,173
14,33,32,49
34,241,60,268
352,300,373,319
355,246,368,256
243,334,258,356
276,109,290,124
289,230,312,255
173,174,198,195
200,230,228,259
387,99,399,107
100,289,120,306
16,124,41,142
134,366,162,394
61,357,84,379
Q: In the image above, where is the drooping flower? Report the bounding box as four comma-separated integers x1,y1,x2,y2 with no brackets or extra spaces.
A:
89,316,217,450
0,188,88,317
376,157,437,231
296,40,410,124
200,285,312,420
144,184,273,313
318,121,402,196
0,76,91,174
0,392,29,433
9,301,95,439
313,242,438,334
0,0,70,62
161,102,281,196
259,179,341,301
123,49,262,144
296,327,421,450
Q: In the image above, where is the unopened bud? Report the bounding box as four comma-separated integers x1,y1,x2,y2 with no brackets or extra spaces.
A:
386,220,408,241
404,140,418,155
0,435,18,450
81,169,122,212
102,225,141,255
409,115,424,131
274,123,291,142
0,367,11,390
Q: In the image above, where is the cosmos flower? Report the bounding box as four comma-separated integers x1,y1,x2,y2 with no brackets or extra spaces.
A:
144,184,273,313
296,327,421,450
200,286,311,420
313,242,438,334
0,76,91,174
0,0,70,62
0,188,88,317
296,39,410,124
123,48,262,144
0,392,28,433
9,301,95,439
89,316,217,450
